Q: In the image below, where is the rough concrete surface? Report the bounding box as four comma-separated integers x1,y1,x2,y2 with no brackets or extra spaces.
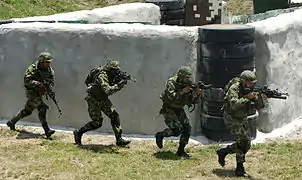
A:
0,23,198,135
11,3,161,25
250,8,302,133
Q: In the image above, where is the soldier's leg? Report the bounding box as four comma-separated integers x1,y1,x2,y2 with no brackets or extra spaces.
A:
6,98,37,130
176,109,192,158
155,108,182,149
216,114,238,166
101,99,130,147
74,95,103,145
234,123,251,177
37,101,55,138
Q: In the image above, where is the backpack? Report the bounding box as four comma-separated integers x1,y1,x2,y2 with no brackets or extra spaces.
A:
223,77,240,96
85,66,102,86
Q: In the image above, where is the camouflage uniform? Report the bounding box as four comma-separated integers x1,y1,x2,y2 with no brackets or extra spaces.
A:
155,66,201,158
216,70,265,177
6,52,56,138
73,60,130,147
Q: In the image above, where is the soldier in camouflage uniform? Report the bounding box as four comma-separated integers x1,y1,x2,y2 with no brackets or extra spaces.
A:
216,70,267,177
73,60,131,147
155,66,203,158
6,52,56,138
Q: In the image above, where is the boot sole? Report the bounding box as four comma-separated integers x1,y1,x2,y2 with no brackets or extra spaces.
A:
46,131,55,138
116,141,131,147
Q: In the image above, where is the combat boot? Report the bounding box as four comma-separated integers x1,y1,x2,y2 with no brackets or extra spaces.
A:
116,138,131,147
73,129,83,145
6,113,23,131
235,163,248,177
6,121,16,131
176,143,191,158
114,129,130,147
155,132,164,149
216,146,231,167
42,123,55,138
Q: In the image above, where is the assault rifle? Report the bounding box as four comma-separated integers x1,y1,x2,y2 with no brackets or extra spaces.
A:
185,80,212,112
115,70,137,83
244,85,289,99
40,77,63,118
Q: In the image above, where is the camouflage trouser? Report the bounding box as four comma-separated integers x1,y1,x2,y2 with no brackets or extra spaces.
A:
11,96,49,125
79,94,122,139
158,105,191,145
224,113,251,163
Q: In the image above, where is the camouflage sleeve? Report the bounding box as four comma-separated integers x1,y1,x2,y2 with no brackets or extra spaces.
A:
226,83,251,111
95,72,120,96
165,79,182,101
24,64,39,87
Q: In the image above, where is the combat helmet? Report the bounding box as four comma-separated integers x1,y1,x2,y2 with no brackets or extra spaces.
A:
240,70,257,83
177,66,193,78
104,60,120,70
38,52,53,62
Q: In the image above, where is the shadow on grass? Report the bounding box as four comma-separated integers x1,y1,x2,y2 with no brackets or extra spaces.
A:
213,169,256,179
78,144,120,154
153,150,181,160
16,129,47,140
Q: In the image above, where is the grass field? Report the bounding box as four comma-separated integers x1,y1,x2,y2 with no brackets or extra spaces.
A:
1,127,302,180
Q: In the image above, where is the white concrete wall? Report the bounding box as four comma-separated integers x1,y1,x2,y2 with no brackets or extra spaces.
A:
11,3,161,25
249,9,302,133
0,23,198,135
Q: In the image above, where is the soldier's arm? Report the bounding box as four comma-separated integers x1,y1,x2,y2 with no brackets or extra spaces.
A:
227,84,251,111
95,73,121,96
165,79,182,101
24,65,40,87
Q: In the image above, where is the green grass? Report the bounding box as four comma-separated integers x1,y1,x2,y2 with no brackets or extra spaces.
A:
1,128,302,180
227,0,254,16
0,0,142,19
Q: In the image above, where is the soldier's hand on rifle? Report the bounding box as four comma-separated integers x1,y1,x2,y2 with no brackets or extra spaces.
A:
261,94,268,100
181,86,193,95
117,80,127,88
33,81,45,90
197,88,204,99
246,92,259,100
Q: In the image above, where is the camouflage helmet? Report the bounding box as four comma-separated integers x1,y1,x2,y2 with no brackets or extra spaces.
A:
38,52,53,62
240,70,257,83
177,66,193,78
105,60,120,70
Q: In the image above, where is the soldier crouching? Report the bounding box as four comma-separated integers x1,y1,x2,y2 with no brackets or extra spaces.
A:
155,66,203,158
216,70,267,177
73,60,131,147
6,52,56,138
